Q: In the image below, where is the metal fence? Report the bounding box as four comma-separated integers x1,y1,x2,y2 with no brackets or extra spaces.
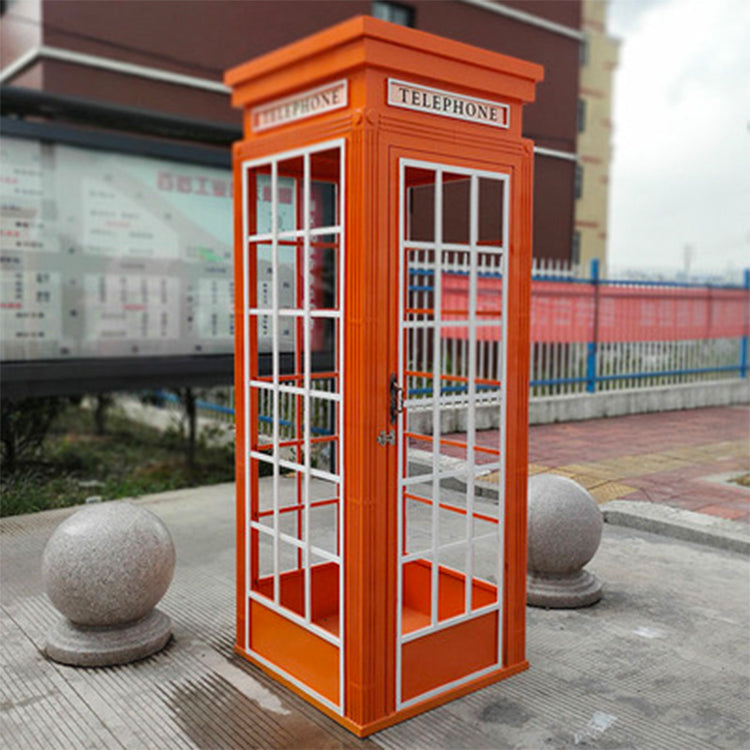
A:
529,259,748,398
159,260,749,423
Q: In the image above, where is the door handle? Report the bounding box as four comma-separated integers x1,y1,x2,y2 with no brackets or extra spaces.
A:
390,373,404,424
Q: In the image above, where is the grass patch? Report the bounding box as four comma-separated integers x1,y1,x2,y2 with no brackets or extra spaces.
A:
729,472,750,489
1,403,235,517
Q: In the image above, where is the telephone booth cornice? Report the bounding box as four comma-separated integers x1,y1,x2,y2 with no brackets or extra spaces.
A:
225,15,544,139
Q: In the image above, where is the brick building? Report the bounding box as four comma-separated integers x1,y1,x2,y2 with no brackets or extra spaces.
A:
1,0,592,263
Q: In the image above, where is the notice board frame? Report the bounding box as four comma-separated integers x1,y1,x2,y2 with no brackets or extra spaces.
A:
0,112,237,398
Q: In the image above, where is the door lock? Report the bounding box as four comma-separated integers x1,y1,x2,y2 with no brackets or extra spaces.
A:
376,430,396,446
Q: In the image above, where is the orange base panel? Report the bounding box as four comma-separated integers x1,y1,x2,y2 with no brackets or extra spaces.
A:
235,642,528,738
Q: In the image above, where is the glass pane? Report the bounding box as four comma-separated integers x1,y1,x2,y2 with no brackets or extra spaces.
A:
276,242,298,310
440,336,469,405
472,510,499,539
475,338,502,391
440,473,468,506
406,365,433,407
310,372,339,395
251,457,273,514
276,156,302,236
254,529,274,581
405,495,432,555
275,389,299,444
406,247,435,321
438,502,466,547
254,390,275,447
441,249,470,321
278,503,301,540
253,240,272,312
308,317,336,372
276,314,297,361
279,467,305,511
308,397,338,474
478,177,505,247
471,534,499,609
405,166,435,243
278,537,303,574
442,174,470,245
404,434,432,484
308,497,338,557
310,148,341,229
310,241,339,311
254,171,297,235
247,166,267,236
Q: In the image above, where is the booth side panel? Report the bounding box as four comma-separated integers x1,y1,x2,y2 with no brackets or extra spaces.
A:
401,612,498,702
343,114,398,726
249,602,340,704
343,123,366,726
503,144,534,669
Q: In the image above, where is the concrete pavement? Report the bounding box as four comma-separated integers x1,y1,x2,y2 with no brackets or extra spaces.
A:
2,476,749,749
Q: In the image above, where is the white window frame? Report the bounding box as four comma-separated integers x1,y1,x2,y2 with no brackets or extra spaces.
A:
240,138,346,714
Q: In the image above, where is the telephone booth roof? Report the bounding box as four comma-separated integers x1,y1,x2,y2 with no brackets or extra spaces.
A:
225,15,544,134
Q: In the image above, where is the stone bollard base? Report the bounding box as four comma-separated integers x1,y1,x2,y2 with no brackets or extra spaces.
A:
527,569,603,609
46,608,172,667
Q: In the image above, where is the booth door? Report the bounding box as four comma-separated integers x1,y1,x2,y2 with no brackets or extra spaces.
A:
395,159,510,708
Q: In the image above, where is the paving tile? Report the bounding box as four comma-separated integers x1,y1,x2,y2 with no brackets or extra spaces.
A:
620,489,653,502
567,474,612,490
570,464,621,480
635,488,682,503
528,463,550,476
664,501,713,515
547,467,577,478
699,504,749,521
695,482,750,500
588,481,637,503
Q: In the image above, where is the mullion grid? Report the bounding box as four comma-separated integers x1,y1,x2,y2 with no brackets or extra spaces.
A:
398,162,507,707
431,171,501,628
243,143,344,661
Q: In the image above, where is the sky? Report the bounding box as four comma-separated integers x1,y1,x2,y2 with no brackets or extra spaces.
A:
606,0,750,276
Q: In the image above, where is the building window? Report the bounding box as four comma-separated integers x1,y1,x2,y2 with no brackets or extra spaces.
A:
580,36,589,67
372,1,415,27
575,164,584,200
577,99,586,133
572,231,581,265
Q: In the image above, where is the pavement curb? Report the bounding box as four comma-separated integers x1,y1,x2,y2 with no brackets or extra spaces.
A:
601,499,750,555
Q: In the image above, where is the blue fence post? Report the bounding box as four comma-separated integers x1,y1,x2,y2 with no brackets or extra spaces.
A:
740,269,750,379
586,258,600,393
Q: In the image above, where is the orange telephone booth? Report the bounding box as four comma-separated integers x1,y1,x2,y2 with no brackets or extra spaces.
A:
225,16,543,737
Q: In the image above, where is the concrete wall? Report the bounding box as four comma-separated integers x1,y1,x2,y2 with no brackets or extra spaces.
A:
529,379,750,424
409,379,750,433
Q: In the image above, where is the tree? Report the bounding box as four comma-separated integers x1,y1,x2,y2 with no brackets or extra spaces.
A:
1,397,67,473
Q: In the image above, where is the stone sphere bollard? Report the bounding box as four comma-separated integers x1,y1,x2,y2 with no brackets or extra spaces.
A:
527,474,603,608
42,501,175,666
